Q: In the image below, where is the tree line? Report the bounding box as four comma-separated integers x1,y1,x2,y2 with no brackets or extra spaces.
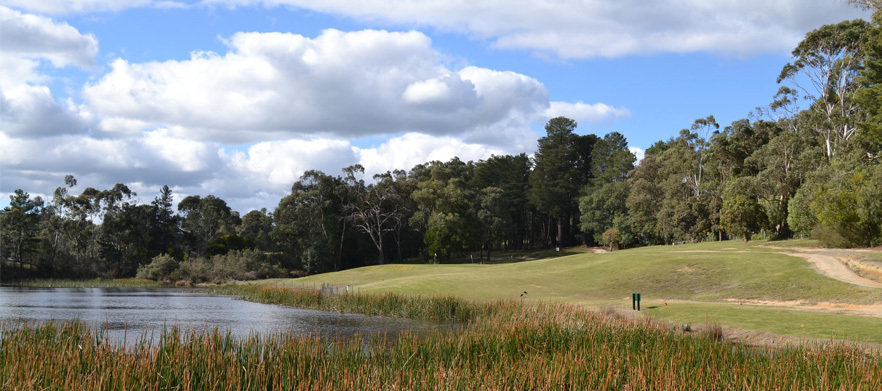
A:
2,7,881,280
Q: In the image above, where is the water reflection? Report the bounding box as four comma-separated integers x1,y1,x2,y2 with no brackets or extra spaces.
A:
0,286,439,345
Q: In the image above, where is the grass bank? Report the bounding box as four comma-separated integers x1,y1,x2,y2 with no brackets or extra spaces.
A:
264,240,882,342
3,286,881,390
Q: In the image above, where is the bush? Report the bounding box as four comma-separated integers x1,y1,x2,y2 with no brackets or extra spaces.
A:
135,254,179,281
602,228,622,251
177,249,285,283
136,250,285,283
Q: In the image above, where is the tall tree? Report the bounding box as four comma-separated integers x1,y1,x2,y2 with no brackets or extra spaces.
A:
856,8,882,158
149,185,181,257
472,154,532,250
529,117,586,247
778,19,870,158
273,170,349,273
579,132,635,244
410,159,479,261
626,144,666,244
746,130,823,238
0,190,45,271
238,208,273,251
178,195,237,257
344,165,405,265
720,177,766,242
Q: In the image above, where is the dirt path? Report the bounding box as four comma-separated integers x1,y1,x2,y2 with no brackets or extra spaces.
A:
785,250,882,289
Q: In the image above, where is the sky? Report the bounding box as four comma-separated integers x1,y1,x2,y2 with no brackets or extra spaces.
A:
0,0,871,213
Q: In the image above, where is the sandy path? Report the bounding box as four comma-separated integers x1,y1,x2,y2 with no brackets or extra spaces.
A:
786,250,882,288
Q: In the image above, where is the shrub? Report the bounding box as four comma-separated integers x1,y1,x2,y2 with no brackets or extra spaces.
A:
135,254,178,281
602,228,622,251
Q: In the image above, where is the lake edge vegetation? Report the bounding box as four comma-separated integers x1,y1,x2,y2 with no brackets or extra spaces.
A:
2,285,881,390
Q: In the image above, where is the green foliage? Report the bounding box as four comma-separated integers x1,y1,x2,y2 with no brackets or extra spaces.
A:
579,132,635,245
529,117,595,246
720,177,766,241
580,181,629,244
136,250,284,283
136,253,179,280
0,190,45,270
178,195,238,257
856,10,882,157
791,157,882,247
778,18,870,159
813,163,882,246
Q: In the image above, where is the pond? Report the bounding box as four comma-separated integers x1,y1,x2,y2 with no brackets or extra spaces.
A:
0,286,438,345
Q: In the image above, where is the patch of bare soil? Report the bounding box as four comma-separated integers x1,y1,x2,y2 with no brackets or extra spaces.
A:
786,251,882,288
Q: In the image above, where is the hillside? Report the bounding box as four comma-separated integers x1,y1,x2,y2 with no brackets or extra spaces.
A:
266,240,882,343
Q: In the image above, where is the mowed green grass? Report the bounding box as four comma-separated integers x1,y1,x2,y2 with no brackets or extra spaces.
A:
647,302,882,344
264,240,882,342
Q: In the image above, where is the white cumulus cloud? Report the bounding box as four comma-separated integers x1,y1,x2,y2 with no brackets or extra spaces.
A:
83,29,551,144
0,6,98,68
545,101,630,126
0,6,95,138
202,0,869,58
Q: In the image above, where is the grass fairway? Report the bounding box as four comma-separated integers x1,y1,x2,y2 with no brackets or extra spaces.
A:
647,302,882,344
266,240,882,343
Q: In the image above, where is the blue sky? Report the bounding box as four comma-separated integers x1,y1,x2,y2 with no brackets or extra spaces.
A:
0,1,870,212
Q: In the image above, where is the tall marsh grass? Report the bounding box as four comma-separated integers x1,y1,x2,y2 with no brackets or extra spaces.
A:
3,285,881,390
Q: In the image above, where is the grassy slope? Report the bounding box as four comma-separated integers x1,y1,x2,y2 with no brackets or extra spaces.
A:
266,240,882,343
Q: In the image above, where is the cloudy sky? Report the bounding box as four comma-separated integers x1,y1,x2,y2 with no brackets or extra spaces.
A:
0,1,870,213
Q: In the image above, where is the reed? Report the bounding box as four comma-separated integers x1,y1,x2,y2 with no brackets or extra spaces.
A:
3,286,881,390
215,284,489,322
10,278,165,288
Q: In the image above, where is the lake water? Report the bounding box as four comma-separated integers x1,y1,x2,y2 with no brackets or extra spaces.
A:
0,286,437,345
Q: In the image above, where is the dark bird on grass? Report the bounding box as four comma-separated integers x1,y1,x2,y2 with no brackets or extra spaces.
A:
520,291,528,297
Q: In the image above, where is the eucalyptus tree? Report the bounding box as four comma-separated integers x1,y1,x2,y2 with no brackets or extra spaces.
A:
373,169,416,262
344,165,407,265
650,118,718,243
745,129,823,239
273,170,349,273
410,159,479,262
178,195,238,257
791,156,882,246
626,143,666,244
720,177,766,242
238,208,273,252
98,203,152,277
472,154,532,250
778,19,870,158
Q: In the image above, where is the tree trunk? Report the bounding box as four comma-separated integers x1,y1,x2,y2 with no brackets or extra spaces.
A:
336,220,346,271
394,228,402,263
556,217,563,248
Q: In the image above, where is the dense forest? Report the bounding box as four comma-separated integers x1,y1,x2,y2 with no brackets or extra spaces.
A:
2,7,882,281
